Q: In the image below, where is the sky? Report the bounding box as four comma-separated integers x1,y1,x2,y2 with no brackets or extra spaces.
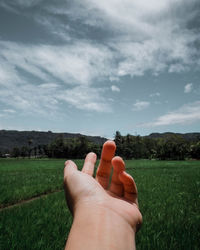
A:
0,0,200,138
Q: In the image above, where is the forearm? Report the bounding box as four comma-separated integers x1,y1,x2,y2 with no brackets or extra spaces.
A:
65,205,136,250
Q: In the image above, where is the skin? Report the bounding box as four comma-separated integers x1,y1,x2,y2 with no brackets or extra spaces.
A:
64,140,142,250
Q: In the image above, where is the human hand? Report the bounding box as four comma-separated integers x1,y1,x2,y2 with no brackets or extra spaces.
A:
64,140,142,232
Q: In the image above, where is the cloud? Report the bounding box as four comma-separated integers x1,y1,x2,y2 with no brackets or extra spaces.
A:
0,109,16,119
0,41,113,114
0,81,111,115
133,101,150,111
0,62,21,86
150,92,160,97
3,109,16,113
168,64,189,73
43,0,200,77
0,0,44,10
184,83,193,93
111,85,120,92
1,0,200,78
0,82,59,116
145,101,200,126
0,0,200,118
57,86,112,112
0,41,114,86
109,76,119,82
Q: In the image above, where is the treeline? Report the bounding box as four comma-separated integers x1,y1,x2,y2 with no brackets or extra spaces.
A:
1,131,200,160
0,136,102,159
114,131,200,160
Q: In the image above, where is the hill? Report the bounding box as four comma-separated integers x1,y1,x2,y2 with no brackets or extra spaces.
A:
147,132,200,141
1,130,200,153
0,130,107,152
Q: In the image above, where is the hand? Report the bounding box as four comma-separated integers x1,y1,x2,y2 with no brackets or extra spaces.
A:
64,140,142,232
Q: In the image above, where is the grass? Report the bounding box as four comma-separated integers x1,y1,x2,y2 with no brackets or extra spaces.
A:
0,158,84,206
0,158,200,249
133,161,200,250
0,191,72,250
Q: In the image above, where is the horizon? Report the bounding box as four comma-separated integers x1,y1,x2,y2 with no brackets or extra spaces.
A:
1,129,200,140
0,1,200,138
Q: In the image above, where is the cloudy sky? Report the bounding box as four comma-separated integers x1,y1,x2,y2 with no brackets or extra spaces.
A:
0,0,200,138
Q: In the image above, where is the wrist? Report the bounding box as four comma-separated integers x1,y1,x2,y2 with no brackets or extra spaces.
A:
74,196,141,233
67,204,136,250
75,203,134,230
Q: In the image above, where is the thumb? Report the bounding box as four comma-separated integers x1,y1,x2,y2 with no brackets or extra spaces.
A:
64,160,78,178
64,160,78,214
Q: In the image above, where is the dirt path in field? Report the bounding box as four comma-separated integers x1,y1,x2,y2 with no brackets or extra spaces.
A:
0,189,62,212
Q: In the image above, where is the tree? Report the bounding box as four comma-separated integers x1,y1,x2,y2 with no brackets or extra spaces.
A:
28,139,33,158
156,135,189,160
11,147,20,158
190,141,200,159
37,145,43,158
142,137,157,159
48,135,65,158
114,131,123,156
78,136,89,158
20,146,28,158
33,146,37,158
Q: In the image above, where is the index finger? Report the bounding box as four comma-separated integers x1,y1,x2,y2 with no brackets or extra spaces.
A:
96,140,116,189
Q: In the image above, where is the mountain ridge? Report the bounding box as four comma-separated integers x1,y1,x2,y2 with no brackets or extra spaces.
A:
147,132,200,141
0,130,200,152
0,130,107,152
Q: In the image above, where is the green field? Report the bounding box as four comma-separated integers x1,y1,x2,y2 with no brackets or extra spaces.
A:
0,159,200,249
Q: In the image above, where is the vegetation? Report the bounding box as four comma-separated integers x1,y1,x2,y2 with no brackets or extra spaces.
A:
114,131,200,160
0,158,65,206
45,136,101,159
1,131,200,160
0,129,106,154
0,159,200,249
0,192,71,250
2,135,102,160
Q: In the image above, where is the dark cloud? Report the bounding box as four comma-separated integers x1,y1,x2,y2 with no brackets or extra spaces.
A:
0,0,200,116
0,7,50,43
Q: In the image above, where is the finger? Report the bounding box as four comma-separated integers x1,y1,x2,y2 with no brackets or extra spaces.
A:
119,171,138,205
64,160,78,214
64,160,78,184
96,140,116,189
109,156,125,196
82,152,97,176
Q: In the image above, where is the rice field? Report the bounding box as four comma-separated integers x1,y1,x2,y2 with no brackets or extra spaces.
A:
0,158,199,249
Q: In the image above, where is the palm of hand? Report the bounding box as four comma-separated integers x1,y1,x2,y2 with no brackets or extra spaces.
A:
64,141,142,232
